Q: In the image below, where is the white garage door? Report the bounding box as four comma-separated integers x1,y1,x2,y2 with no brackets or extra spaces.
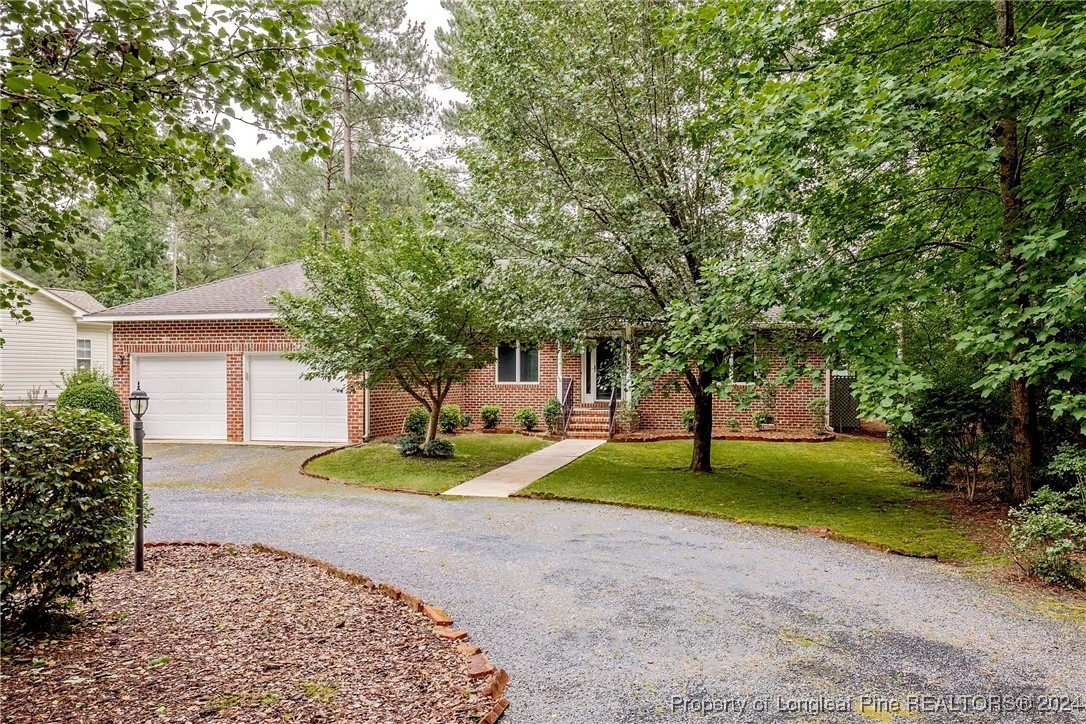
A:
248,355,347,443
134,355,227,440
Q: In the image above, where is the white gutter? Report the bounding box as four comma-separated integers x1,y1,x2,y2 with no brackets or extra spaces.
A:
89,312,277,322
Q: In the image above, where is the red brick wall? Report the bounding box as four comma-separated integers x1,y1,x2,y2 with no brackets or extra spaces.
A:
111,319,366,442
458,342,567,427
634,351,827,433
112,321,827,442
367,382,464,439
367,342,575,435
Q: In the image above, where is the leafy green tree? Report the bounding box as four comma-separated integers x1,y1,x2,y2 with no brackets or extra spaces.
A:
691,0,1086,498
438,0,775,472
296,0,432,240
1,0,365,311
272,208,518,443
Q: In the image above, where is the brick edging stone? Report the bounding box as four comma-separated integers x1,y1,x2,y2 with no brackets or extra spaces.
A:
143,541,511,722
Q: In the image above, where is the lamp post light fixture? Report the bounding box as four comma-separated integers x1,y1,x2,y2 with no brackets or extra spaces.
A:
129,383,150,572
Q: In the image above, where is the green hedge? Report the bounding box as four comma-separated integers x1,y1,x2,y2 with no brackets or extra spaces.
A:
55,382,124,425
513,406,538,432
1,407,139,628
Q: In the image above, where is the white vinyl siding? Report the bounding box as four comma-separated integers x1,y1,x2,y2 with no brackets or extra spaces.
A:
0,288,78,401
247,355,347,443
133,355,228,440
76,322,112,373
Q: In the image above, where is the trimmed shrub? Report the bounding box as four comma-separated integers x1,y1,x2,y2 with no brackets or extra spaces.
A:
55,382,124,425
59,366,112,388
480,405,501,429
542,397,562,435
439,404,462,434
460,414,473,429
513,406,538,432
807,396,828,435
396,432,423,457
403,408,430,436
889,373,1010,499
1007,483,1086,589
421,438,455,458
680,407,695,433
1,407,139,628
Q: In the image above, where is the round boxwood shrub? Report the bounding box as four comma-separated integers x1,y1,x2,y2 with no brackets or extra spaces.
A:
513,406,539,432
396,432,424,457
439,404,462,434
480,405,501,429
55,382,124,425
1,406,139,628
680,407,695,433
403,408,430,436
421,438,455,458
542,397,562,435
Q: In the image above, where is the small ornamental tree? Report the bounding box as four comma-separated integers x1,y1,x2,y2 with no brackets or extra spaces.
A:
273,209,518,444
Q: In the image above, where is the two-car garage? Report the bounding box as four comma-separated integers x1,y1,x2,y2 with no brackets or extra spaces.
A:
132,354,347,444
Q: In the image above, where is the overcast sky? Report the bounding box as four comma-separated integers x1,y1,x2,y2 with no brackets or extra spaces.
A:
231,0,457,161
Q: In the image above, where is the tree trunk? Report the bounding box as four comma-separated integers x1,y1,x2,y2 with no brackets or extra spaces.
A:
995,0,1038,502
688,374,714,474
426,407,440,444
1009,378,1039,501
342,72,353,245
425,384,449,444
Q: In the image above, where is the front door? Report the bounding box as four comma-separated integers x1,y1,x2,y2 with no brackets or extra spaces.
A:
583,339,619,403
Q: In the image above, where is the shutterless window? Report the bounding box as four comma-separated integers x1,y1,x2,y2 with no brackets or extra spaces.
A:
496,342,539,383
76,339,92,369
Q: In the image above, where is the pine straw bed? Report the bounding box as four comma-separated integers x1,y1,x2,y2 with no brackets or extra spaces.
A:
1,545,491,723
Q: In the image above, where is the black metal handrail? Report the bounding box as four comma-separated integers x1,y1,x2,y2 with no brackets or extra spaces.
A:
607,388,620,438
560,377,575,438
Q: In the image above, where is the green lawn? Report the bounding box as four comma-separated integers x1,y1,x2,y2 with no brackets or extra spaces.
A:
306,433,550,494
520,438,987,562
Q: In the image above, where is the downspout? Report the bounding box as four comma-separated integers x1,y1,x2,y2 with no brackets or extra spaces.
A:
556,342,563,397
624,325,633,402
363,371,371,443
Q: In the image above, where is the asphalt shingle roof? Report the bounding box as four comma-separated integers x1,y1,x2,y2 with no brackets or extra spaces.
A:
88,261,306,318
47,288,107,314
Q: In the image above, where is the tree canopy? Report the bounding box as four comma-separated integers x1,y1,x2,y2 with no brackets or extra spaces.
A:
1,0,365,279
438,0,786,471
272,207,520,442
688,0,1086,497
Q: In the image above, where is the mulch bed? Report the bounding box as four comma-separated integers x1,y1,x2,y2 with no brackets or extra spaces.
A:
611,430,835,443
1,545,493,723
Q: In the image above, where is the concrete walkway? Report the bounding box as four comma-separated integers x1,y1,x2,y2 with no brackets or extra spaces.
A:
442,438,605,497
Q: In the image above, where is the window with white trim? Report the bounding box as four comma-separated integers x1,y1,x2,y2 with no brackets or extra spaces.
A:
76,339,92,369
496,342,539,383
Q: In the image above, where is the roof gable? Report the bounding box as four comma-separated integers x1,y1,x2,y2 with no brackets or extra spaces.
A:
87,262,306,321
0,266,95,319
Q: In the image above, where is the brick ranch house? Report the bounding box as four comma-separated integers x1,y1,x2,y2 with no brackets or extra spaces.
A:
88,262,828,444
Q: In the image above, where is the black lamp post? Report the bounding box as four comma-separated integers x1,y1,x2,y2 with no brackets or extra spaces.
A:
129,383,149,572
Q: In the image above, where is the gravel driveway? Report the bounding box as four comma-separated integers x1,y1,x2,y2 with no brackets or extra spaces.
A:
144,443,1086,723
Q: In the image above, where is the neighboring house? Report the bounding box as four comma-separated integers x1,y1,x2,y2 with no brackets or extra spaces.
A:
88,261,826,443
0,267,111,403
